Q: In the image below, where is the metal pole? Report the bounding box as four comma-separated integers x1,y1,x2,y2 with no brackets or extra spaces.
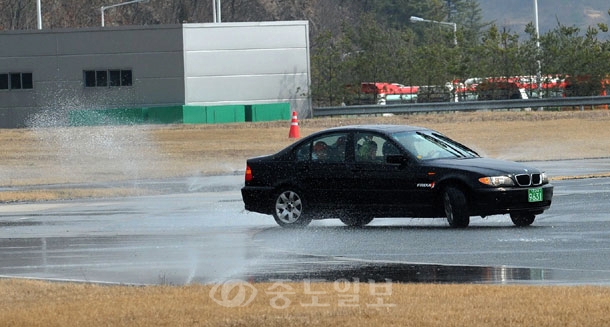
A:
36,0,42,29
410,16,457,46
217,0,221,23
534,0,542,100
101,0,149,27
213,0,221,23
212,0,217,23
451,22,457,46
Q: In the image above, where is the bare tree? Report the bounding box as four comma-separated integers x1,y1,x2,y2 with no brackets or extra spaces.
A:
0,0,372,31
45,1,104,28
0,0,36,30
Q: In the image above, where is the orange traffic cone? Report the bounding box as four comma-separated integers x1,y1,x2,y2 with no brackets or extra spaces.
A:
288,111,300,138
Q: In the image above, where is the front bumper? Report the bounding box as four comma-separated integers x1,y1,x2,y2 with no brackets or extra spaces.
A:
469,183,554,216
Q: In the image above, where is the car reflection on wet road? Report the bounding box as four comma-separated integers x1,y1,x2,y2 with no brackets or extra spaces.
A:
1,171,610,285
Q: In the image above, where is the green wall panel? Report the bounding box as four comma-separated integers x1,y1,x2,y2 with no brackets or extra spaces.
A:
109,108,145,125
246,103,291,122
206,105,246,124
69,108,142,126
182,105,207,124
69,110,105,126
143,106,183,124
69,103,289,126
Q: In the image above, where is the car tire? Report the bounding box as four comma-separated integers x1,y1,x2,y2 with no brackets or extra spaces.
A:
340,215,374,227
510,213,535,227
272,189,312,228
443,187,470,228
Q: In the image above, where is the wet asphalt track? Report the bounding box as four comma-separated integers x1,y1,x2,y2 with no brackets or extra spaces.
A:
1,159,610,285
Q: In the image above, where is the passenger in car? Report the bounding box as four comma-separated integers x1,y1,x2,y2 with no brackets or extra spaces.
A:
313,141,329,161
358,140,378,161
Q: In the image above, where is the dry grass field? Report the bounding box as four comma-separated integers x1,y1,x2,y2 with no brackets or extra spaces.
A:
1,279,609,327
2,110,610,326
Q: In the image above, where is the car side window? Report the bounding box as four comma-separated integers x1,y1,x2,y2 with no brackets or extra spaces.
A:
381,140,401,158
295,142,311,162
355,133,397,163
355,133,379,163
311,133,348,163
294,133,348,163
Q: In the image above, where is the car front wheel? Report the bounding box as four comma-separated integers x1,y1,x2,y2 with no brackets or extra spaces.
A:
443,187,470,228
510,213,535,227
273,189,312,228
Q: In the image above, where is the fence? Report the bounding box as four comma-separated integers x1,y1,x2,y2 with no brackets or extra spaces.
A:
312,96,610,117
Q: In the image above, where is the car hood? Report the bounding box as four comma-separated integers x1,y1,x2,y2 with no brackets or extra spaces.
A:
431,157,542,176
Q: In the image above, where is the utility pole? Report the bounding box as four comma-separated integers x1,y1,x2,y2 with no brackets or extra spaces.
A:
534,0,542,100
213,0,222,23
36,0,42,29
101,0,149,27
410,16,457,46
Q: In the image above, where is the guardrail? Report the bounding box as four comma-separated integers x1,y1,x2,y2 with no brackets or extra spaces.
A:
312,95,610,117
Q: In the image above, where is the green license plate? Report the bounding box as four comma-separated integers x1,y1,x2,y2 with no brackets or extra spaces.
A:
528,188,543,202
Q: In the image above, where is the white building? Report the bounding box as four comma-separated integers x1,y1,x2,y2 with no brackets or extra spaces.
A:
0,21,311,128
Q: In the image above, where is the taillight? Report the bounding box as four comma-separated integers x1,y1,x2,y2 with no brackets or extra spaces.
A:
245,165,253,182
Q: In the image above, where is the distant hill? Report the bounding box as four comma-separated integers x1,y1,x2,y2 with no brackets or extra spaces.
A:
478,0,609,39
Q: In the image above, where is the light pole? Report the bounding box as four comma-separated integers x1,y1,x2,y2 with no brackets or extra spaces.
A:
212,0,222,23
36,0,42,29
101,0,149,27
410,16,457,46
534,0,543,100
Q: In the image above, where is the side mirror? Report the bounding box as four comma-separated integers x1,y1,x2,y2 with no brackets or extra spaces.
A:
386,154,408,165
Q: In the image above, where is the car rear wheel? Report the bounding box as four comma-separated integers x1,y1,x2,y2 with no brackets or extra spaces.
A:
273,189,311,228
443,187,470,228
340,215,374,227
510,213,535,227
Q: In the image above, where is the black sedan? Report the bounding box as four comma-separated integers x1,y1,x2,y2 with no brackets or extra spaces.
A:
241,125,553,228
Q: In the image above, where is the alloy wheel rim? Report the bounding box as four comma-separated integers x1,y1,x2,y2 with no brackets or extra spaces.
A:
276,191,302,224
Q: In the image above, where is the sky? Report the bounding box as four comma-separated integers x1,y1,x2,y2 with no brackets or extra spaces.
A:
478,0,609,39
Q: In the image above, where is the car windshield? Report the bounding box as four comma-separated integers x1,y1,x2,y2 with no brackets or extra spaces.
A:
390,131,479,160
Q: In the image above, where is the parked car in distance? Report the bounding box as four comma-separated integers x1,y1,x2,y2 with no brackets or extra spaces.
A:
241,125,553,228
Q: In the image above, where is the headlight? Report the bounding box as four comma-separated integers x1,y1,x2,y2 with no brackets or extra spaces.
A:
478,175,515,187
541,172,549,184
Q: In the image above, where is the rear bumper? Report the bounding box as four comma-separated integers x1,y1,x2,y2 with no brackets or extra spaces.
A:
469,184,554,216
241,186,275,215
